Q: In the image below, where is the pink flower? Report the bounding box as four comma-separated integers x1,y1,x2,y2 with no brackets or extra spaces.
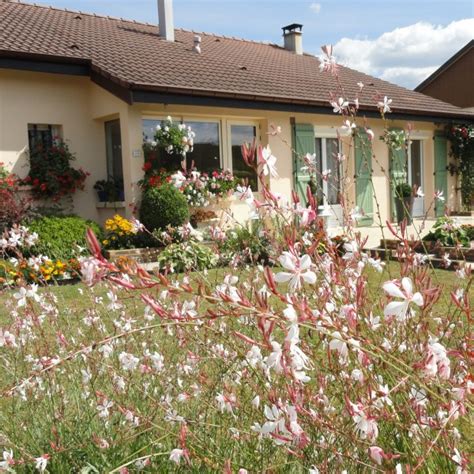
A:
369,446,385,465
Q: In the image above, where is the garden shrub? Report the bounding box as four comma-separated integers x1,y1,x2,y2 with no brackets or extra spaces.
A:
422,216,470,247
157,241,218,273
461,224,474,241
139,184,189,232
25,215,103,260
219,221,272,265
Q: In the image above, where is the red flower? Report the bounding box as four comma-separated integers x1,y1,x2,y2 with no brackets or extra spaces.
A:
143,162,152,172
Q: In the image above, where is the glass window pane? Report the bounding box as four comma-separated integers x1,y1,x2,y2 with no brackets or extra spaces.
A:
28,124,54,151
326,138,341,205
314,138,323,204
105,119,123,187
231,124,257,189
410,140,422,187
186,121,220,174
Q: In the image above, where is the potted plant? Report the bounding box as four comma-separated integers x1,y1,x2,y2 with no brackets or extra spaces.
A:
94,180,109,202
115,178,125,201
394,182,414,224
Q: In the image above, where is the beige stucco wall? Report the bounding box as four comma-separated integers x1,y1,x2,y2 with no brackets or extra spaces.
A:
0,69,456,230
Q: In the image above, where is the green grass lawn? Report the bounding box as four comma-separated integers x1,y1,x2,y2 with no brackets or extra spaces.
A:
0,261,471,472
0,261,470,323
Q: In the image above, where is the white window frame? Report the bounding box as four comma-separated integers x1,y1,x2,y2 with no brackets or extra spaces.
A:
314,131,342,207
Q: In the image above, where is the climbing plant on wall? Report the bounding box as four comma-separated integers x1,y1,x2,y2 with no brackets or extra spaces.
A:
447,124,474,210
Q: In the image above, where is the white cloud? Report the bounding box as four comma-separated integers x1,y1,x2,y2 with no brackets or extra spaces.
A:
309,3,321,14
333,19,474,88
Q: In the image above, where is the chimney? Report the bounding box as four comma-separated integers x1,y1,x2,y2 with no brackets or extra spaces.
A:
282,23,303,55
158,0,174,42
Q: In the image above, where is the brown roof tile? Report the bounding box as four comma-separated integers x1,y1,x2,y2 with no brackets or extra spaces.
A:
1,0,472,119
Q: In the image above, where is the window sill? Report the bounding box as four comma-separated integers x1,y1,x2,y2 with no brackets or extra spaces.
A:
96,201,126,209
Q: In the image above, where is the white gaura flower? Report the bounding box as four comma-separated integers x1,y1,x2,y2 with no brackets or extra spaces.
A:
434,189,445,201
118,351,140,371
329,331,348,364
34,455,49,473
350,403,379,441
377,96,392,114
367,257,385,273
416,187,424,197
274,252,316,292
13,284,40,308
330,97,349,114
234,184,254,204
97,399,114,418
169,448,184,464
0,450,14,471
339,120,356,136
259,145,278,178
382,277,423,321
321,169,331,181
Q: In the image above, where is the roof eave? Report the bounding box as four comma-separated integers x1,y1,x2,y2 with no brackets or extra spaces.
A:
130,84,474,122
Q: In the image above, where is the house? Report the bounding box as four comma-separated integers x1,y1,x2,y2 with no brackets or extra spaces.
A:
415,40,474,110
1,0,472,229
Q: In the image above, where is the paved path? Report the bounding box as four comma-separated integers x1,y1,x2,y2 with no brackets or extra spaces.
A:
327,215,474,249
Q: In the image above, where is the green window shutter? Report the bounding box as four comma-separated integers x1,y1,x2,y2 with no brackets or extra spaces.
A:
434,133,448,217
354,130,374,226
292,123,315,203
389,128,407,221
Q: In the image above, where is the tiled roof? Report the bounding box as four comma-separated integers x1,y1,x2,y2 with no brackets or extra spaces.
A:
1,0,472,119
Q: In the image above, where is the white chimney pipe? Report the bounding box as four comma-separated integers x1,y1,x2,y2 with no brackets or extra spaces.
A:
282,24,303,55
158,0,174,42
193,35,202,54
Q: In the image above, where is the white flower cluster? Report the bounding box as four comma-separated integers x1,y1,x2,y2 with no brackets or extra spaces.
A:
155,116,195,157
0,225,38,252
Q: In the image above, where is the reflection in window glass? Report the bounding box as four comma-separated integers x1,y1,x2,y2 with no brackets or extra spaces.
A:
314,138,324,203
314,137,341,205
28,124,61,151
142,119,221,174
326,138,341,205
185,121,220,173
230,125,257,190
410,140,422,187
142,119,168,171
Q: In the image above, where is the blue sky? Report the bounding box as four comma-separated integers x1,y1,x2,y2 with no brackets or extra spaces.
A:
36,0,474,88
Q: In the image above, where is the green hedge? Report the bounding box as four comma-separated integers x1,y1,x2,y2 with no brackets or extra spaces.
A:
25,215,103,260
